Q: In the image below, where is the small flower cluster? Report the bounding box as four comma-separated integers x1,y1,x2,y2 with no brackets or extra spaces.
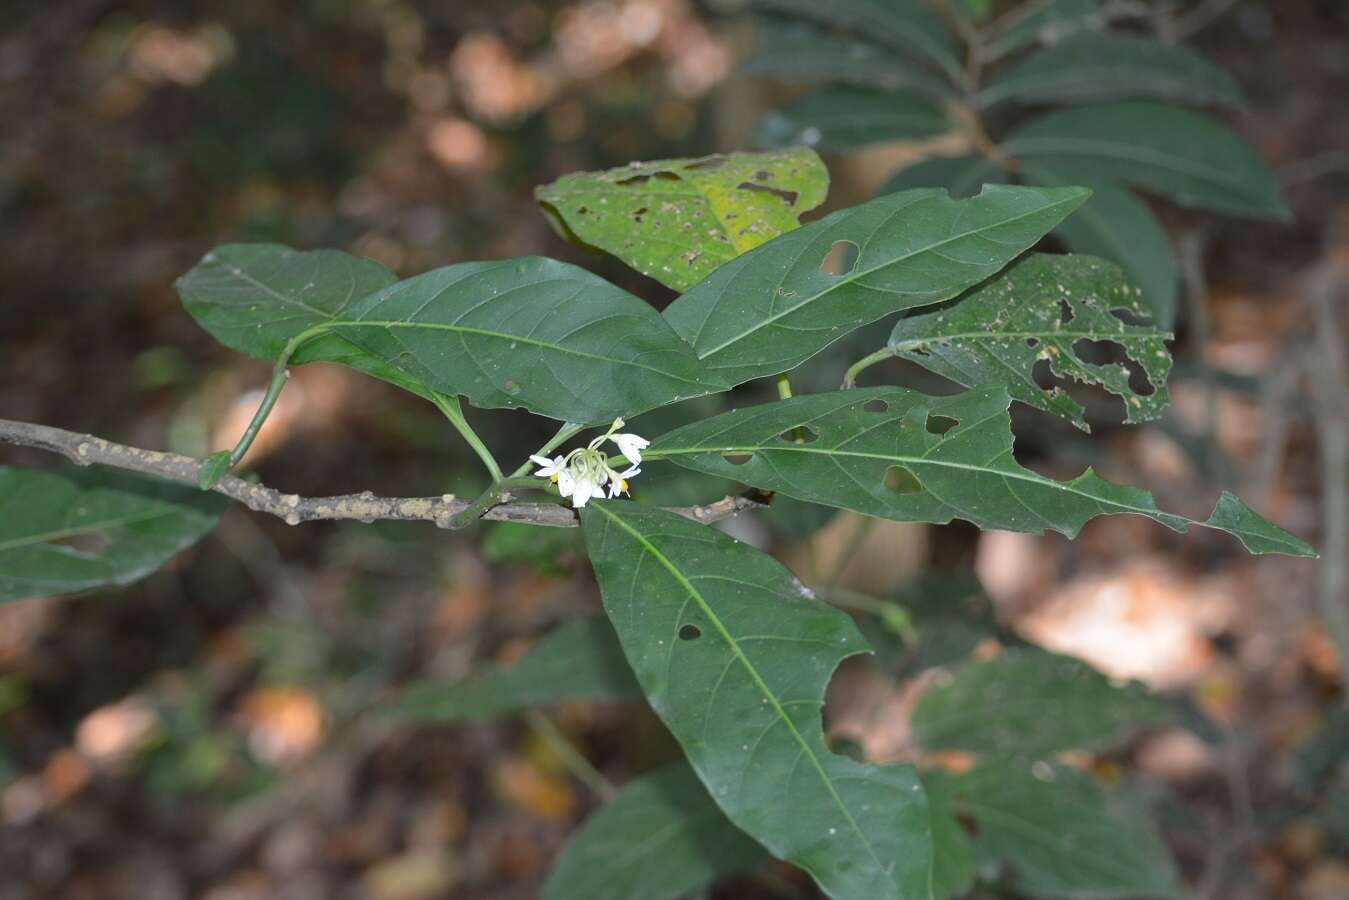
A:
531,418,649,509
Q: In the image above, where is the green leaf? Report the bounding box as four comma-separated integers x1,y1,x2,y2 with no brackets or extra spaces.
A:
987,0,1108,58
981,32,1244,109
541,763,768,900
393,615,640,722
758,87,949,152
580,503,933,900
876,154,1008,198
645,384,1317,556
744,21,957,100
1005,102,1291,221
887,253,1173,431
0,467,227,604
912,647,1169,759
1205,491,1322,558
662,184,1090,387
481,521,580,576
536,149,829,293
923,773,976,900
333,257,723,424
937,763,1183,899
852,574,1000,676
1021,162,1180,326
747,0,963,78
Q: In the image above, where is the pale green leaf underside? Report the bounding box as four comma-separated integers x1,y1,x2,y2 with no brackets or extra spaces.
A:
932,764,1183,899
580,503,933,900
981,32,1244,109
1021,163,1180,327
1005,102,1290,221
758,87,950,152
392,615,640,722
887,253,1172,431
541,763,768,900
663,184,1090,387
646,384,1316,556
743,22,957,100
747,0,963,78
0,467,226,604
912,647,1170,759
537,149,829,292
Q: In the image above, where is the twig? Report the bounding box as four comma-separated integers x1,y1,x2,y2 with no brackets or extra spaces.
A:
0,418,767,530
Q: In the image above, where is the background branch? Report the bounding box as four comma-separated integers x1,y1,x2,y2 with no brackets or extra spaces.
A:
0,418,766,530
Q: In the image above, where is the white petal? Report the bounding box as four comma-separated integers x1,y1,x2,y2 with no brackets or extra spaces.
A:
571,487,590,508
556,468,575,498
612,433,650,465
529,455,554,467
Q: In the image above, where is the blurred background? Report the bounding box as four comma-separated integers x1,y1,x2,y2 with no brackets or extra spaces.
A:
0,1,1345,898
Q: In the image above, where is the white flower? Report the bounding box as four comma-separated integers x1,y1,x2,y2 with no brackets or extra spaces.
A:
556,466,575,499
611,432,650,466
531,454,565,481
570,470,606,509
607,464,640,498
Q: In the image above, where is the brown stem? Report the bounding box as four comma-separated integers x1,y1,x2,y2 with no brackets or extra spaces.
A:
0,418,766,530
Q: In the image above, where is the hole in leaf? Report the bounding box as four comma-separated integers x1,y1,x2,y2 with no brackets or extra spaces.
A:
632,206,648,223
616,174,650,186
779,425,819,444
685,158,724,171
955,811,981,837
1025,337,1039,348
679,624,702,641
1057,298,1075,325
1110,306,1153,327
883,465,922,494
925,414,958,435
722,452,753,466
819,240,861,277
737,181,799,205
654,171,679,182
1122,356,1156,396
1032,358,1071,392
576,206,588,215
863,398,889,414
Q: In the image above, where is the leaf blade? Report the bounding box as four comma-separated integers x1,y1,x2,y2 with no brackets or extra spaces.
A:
645,384,1316,556
393,615,641,722
1004,102,1290,221
0,467,226,604
758,87,949,152
981,32,1244,109
663,184,1091,386
580,503,933,900
541,763,768,900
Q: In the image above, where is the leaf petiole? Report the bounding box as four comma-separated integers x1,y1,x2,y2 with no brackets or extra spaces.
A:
841,346,899,389
432,393,503,482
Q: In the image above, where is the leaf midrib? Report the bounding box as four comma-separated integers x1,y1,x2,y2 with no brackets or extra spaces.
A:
645,442,1186,526
0,508,176,553
690,192,1084,360
589,502,893,883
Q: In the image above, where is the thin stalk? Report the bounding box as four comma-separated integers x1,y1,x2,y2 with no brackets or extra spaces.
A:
842,346,898,389
448,477,542,530
776,374,794,401
225,325,329,469
525,709,616,801
510,422,586,478
431,393,503,482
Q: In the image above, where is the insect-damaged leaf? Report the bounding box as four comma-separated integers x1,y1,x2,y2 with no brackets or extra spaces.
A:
662,185,1090,387
0,467,226,604
1021,163,1181,327
580,503,933,900
537,149,829,293
392,615,640,722
645,384,1316,556
886,253,1172,431
541,763,768,900
758,87,949,152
